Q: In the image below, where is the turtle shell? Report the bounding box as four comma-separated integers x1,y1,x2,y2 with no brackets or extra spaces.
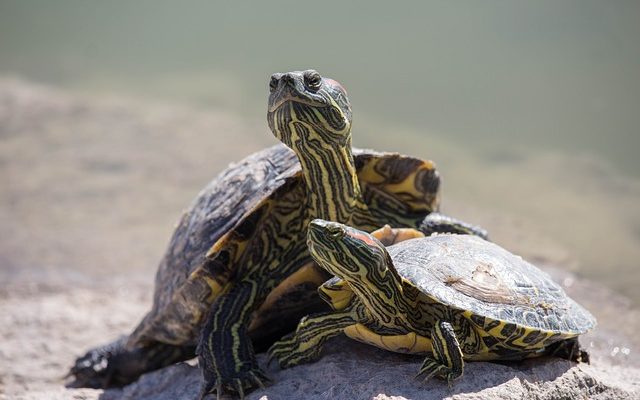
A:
129,143,440,346
388,234,596,335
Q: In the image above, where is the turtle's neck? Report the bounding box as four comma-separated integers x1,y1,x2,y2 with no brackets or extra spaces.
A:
291,135,369,225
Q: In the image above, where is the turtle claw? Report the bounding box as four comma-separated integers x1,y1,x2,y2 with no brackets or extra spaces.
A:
197,379,220,400
198,369,271,399
415,368,439,383
266,354,275,368
247,370,269,389
235,380,245,399
67,338,126,388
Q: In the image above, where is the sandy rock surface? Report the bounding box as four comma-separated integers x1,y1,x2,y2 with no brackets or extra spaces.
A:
104,341,639,400
1,271,639,400
1,79,639,399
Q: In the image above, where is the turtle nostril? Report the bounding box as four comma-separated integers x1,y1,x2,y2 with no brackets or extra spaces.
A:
269,76,279,93
281,74,295,86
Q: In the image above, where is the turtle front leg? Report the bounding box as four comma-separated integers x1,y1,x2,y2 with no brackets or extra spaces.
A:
420,212,489,239
197,280,270,399
417,321,464,383
268,307,359,368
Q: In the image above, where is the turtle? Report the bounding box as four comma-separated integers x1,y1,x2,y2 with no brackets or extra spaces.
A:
269,219,596,383
68,70,486,398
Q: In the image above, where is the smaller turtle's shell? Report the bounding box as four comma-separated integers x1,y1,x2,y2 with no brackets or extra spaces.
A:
388,235,596,334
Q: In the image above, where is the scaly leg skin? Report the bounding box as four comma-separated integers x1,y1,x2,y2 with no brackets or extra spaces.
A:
268,308,358,368
197,280,271,399
417,321,464,383
420,212,489,240
248,286,331,354
546,337,590,364
68,336,195,388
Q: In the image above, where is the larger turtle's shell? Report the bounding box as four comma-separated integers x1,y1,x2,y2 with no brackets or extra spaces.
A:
149,145,298,315
130,144,440,346
389,235,596,334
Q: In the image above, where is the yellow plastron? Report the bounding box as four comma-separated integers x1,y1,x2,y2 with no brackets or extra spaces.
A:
344,323,433,354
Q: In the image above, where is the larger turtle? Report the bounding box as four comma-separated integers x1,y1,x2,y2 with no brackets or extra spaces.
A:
68,70,484,397
270,220,596,382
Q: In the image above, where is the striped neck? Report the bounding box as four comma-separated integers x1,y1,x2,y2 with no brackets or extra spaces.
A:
346,255,415,331
292,135,369,225
307,222,415,332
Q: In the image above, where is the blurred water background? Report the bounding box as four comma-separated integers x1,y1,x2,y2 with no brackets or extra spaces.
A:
1,1,639,303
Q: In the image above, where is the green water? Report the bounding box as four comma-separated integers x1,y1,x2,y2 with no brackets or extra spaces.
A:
1,1,639,301
2,0,639,173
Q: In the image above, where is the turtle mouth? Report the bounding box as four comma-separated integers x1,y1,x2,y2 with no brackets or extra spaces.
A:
268,95,326,113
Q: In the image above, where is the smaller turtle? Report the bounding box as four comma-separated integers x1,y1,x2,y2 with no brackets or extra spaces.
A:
269,220,595,382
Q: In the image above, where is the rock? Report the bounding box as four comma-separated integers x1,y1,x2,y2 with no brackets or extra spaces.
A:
3,267,638,400
97,337,639,400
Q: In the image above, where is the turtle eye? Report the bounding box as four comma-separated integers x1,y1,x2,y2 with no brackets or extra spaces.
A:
304,71,322,91
327,226,345,239
269,76,279,93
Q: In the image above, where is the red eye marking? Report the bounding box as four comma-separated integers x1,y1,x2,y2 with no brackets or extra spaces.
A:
348,231,379,248
325,78,347,95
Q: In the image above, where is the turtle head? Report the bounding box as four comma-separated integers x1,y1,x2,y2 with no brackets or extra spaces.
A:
267,70,352,149
308,219,388,278
308,219,410,328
